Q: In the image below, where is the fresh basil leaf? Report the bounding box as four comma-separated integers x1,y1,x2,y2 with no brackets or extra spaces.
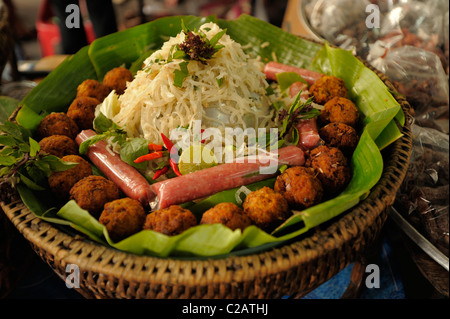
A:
40,155,79,172
0,155,16,166
209,29,227,47
79,134,108,154
119,137,149,169
93,112,114,133
29,137,40,157
0,121,23,141
0,135,17,147
174,61,190,88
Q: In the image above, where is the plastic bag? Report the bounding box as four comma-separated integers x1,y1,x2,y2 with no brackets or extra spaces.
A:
303,0,380,58
369,45,449,114
395,124,449,256
367,0,449,71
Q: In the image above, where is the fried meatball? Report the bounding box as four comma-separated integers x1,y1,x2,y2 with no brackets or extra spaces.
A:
319,122,359,156
102,67,134,95
319,97,360,127
67,96,100,130
306,145,351,195
39,135,78,158
47,155,92,200
143,205,197,236
309,75,348,105
99,197,146,242
70,175,120,218
76,79,110,102
36,112,79,140
243,186,290,232
200,202,252,231
274,166,323,209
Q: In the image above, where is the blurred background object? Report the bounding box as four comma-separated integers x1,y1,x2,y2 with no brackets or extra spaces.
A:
0,0,288,84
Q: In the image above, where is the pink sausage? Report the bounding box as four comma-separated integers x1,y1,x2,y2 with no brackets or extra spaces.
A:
296,118,321,151
289,83,321,151
264,61,323,85
75,130,156,206
289,81,310,99
151,145,305,209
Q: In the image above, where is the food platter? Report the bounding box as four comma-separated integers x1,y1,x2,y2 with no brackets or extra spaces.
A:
0,14,413,298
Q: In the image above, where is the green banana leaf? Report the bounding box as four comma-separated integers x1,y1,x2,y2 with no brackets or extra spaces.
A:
13,14,404,258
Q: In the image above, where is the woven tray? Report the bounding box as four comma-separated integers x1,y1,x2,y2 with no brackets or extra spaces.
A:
1,62,413,299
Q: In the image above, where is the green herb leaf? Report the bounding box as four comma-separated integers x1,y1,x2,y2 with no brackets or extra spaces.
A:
18,172,46,191
120,137,149,169
29,137,40,157
209,29,227,47
0,135,17,147
174,61,190,88
79,134,108,154
93,112,114,133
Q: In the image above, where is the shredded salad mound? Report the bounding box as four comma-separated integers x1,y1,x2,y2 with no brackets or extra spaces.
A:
112,22,278,145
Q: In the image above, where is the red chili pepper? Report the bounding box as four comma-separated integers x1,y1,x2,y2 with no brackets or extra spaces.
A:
134,151,163,163
161,133,182,176
148,143,163,152
153,166,169,180
169,159,182,176
200,129,205,143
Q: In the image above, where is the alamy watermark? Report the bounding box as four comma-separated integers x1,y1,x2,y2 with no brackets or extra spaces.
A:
365,264,380,289
65,263,80,289
65,4,81,29
366,4,380,29
168,120,280,174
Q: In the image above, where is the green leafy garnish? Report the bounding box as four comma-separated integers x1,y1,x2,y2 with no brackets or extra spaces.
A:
173,61,190,88
277,92,321,144
79,112,150,169
0,121,77,202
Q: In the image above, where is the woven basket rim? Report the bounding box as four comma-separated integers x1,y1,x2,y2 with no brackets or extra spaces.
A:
1,40,414,298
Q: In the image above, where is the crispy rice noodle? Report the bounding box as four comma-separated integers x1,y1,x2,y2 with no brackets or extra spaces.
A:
113,22,277,145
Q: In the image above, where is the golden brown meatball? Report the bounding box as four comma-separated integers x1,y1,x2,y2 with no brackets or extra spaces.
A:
306,145,351,195
243,186,290,232
200,202,252,231
99,197,146,242
76,79,110,102
70,175,120,218
274,166,323,209
319,97,360,127
319,122,359,156
67,96,100,130
47,155,92,200
309,75,348,105
143,205,197,236
102,67,134,95
36,112,79,140
39,135,78,158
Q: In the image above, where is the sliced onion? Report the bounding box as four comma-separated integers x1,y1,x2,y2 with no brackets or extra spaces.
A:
235,185,252,205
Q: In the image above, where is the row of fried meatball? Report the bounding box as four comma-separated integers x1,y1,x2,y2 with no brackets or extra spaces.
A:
37,67,134,159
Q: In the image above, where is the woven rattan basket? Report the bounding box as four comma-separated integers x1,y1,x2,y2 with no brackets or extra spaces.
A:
1,59,413,299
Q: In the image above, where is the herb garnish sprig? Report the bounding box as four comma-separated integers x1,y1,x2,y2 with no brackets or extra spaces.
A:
277,92,321,146
170,21,226,87
79,113,151,170
0,121,77,203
